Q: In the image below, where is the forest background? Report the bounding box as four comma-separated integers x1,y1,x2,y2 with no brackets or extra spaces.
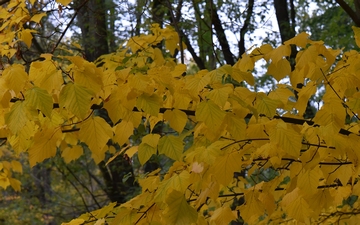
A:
0,0,360,224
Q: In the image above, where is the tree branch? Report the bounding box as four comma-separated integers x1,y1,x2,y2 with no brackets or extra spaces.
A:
210,0,235,65
336,0,360,26
239,0,254,57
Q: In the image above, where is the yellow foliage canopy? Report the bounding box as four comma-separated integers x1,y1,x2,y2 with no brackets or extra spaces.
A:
2,3,360,224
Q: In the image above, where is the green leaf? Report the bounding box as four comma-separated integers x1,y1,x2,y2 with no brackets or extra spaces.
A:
25,86,53,118
163,190,198,225
158,135,184,161
59,82,94,120
196,100,226,130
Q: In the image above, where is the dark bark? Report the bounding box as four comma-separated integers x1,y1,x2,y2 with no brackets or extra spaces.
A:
75,0,109,61
98,156,139,203
180,30,206,70
239,0,254,57
210,0,235,65
274,0,296,43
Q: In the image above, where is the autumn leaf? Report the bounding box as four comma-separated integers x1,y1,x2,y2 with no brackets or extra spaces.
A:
2,64,28,94
29,59,63,93
158,135,184,161
5,101,31,134
79,116,113,163
353,26,360,48
268,120,302,157
56,0,72,6
163,109,188,133
113,120,134,146
211,151,242,186
28,127,62,167
59,82,94,120
25,86,53,118
62,145,83,163
210,206,236,225
196,100,226,130
136,93,161,116
138,134,160,165
163,190,198,225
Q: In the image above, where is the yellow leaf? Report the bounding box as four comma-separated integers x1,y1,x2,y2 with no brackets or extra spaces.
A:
28,127,62,167
287,197,312,223
96,202,117,219
138,143,157,165
231,69,255,86
9,178,21,192
25,86,53,118
79,116,113,163
29,59,63,93
11,160,22,173
293,81,317,116
313,100,346,133
158,135,183,161
268,120,302,157
68,57,103,94
284,32,310,48
211,151,242,186
61,219,85,225
56,0,72,6
239,189,265,224
184,71,211,94
196,100,226,130
234,54,254,72
267,58,291,81
113,120,134,146
5,101,31,134
62,145,83,163
353,26,360,48
171,64,187,77
207,86,233,107
163,190,198,225
224,113,246,140
59,82,94,120
163,109,188,133
297,167,322,195
270,44,291,63
268,85,295,109
155,170,190,202
31,13,47,23
255,93,279,118
20,29,36,48
136,93,161,116
210,206,236,225
2,64,28,94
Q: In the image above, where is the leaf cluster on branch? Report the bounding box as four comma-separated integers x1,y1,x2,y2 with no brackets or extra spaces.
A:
3,1,360,224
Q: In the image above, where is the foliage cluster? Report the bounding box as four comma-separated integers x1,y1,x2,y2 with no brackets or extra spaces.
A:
3,0,360,224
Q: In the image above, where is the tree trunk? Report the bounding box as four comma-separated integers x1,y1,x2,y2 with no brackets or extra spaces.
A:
75,0,109,62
